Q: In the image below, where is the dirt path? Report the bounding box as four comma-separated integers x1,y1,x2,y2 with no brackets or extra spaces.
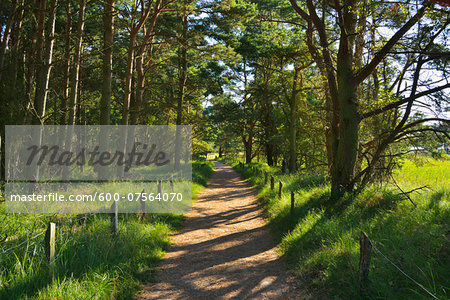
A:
138,162,304,299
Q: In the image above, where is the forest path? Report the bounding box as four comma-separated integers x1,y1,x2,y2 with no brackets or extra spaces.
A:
138,161,304,299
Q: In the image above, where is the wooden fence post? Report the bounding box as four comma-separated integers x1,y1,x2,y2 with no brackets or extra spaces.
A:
110,201,118,234
270,176,274,190
290,191,295,215
359,231,372,296
158,180,162,195
45,222,56,263
170,175,174,191
278,181,283,198
139,189,146,220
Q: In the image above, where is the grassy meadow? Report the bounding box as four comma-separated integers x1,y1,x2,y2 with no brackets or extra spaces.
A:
0,160,214,299
230,155,449,299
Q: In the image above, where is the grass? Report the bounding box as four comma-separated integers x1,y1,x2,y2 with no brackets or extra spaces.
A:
0,160,215,299
230,156,449,299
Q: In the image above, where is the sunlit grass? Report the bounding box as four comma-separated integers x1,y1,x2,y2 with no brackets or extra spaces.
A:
231,156,449,299
0,160,214,299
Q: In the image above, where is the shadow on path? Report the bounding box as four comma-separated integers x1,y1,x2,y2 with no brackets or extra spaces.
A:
138,162,304,299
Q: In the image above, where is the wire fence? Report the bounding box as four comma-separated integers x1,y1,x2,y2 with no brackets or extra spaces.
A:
0,230,46,255
236,163,442,299
371,241,440,300
361,232,440,300
0,212,101,256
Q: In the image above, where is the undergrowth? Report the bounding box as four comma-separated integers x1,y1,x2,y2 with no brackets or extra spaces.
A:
230,156,449,299
0,160,214,299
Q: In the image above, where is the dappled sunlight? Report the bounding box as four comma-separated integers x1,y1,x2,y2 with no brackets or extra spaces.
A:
139,163,299,299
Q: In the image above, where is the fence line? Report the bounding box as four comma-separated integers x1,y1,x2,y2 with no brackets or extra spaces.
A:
0,230,46,255
360,232,440,300
236,162,440,299
371,242,439,300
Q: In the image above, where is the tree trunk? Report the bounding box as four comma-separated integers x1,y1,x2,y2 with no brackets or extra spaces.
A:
62,0,85,183
288,67,299,173
243,134,253,164
174,6,188,169
68,0,85,126
131,0,162,125
34,0,58,124
10,0,24,95
26,0,45,120
60,3,71,124
331,17,359,196
0,0,17,84
100,0,114,125
266,144,273,166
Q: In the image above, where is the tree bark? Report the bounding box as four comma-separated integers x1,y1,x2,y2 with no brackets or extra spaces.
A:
131,0,162,125
0,0,17,84
60,3,71,124
68,0,85,126
243,134,253,164
100,0,114,126
331,0,360,196
288,66,299,173
266,144,274,166
174,5,188,169
34,0,58,124
62,0,85,183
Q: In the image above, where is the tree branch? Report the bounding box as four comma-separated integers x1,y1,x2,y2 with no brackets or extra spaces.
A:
354,3,430,84
361,83,450,120
289,0,310,21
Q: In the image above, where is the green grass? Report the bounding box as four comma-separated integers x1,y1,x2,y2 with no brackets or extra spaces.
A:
230,156,449,299
0,160,215,299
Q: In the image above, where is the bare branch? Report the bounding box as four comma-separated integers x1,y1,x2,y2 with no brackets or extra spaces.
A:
361,83,450,120
289,0,310,21
354,3,430,84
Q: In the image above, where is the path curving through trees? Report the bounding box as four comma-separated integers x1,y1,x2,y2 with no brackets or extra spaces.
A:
138,161,305,299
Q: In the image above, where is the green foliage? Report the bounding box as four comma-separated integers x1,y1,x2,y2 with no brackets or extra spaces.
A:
233,156,449,299
0,161,215,299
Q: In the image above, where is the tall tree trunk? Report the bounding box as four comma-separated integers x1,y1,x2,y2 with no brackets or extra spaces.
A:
10,0,24,94
331,1,359,196
122,38,135,126
68,0,85,126
100,0,114,125
97,0,114,177
60,3,71,124
131,0,162,125
288,67,299,173
174,6,188,169
63,0,85,183
26,0,45,119
118,2,152,177
34,0,58,124
0,0,17,83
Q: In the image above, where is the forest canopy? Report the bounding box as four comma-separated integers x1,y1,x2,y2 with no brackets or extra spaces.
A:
0,0,449,196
